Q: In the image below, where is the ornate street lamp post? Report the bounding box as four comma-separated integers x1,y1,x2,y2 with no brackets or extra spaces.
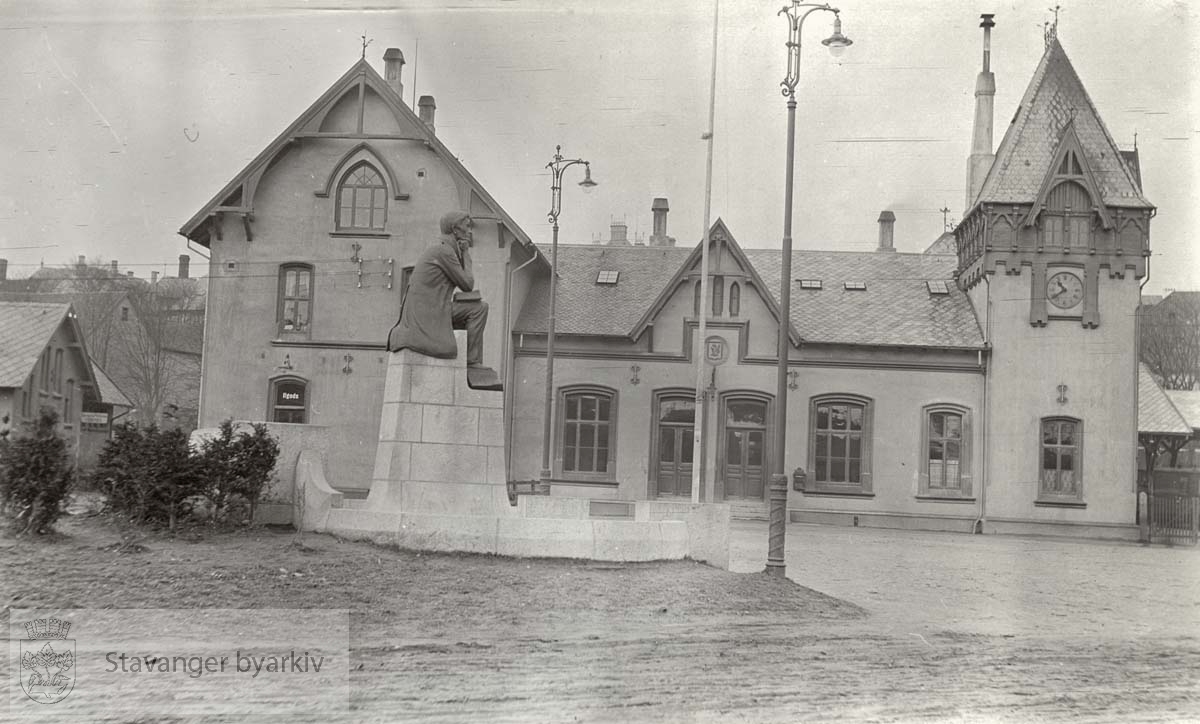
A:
538,145,597,495
768,2,852,577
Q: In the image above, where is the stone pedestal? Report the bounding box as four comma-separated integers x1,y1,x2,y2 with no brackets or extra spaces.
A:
366,331,514,518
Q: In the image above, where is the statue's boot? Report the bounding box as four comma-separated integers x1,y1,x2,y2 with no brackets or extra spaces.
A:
467,365,503,391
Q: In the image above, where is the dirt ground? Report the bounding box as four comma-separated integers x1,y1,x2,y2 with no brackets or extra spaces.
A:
2,507,1199,723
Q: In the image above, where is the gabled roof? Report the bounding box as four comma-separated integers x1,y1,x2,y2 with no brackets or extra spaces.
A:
1166,390,1200,433
514,244,694,337
972,38,1151,212
743,249,984,349
924,232,957,256
91,361,133,409
0,302,94,389
178,57,539,259
1138,364,1192,436
514,226,985,350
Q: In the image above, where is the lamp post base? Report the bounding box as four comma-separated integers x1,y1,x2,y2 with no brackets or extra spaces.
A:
766,472,788,577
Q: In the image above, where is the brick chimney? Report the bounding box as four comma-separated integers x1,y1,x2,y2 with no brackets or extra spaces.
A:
608,220,629,246
648,197,676,247
418,95,436,133
877,210,896,252
383,48,405,101
151,271,159,284
110,260,119,276
77,255,86,269
0,258,7,282
178,254,190,279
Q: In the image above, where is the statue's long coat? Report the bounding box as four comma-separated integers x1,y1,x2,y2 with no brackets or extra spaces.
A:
387,237,474,358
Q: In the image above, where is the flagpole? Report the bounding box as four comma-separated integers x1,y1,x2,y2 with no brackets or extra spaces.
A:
691,0,719,504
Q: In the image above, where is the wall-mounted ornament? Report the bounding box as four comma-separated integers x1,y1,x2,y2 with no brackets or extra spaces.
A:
1057,383,1068,405
277,354,294,372
629,364,641,386
343,354,354,374
788,369,800,391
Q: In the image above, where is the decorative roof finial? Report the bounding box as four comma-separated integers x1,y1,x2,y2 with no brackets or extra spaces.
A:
361,34,373,60
1044,4,1061,48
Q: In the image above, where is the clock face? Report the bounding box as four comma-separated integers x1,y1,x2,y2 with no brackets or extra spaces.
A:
1047,271,1084,310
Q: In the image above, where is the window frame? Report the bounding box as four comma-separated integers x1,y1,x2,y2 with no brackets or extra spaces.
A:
805,393,874,495
335,161,388,232
268,376,309,424
1037,416,1084,505
555,384,618,483
277,263,315,338
728,281,741,316
918,404,973,499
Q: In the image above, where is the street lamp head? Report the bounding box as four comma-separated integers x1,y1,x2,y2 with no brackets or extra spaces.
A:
821,15,853,57
578,163,598,193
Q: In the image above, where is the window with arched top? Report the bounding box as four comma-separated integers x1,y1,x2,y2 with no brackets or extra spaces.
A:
1042,180,1093,248
729,282,740,316
336,162,387,231
806,394,874,494
1039,417,1083,503
693,281,702,317
269,377,309,424
711,275,724,315
556,385,617,482
918,404,973,498
277,264,314,336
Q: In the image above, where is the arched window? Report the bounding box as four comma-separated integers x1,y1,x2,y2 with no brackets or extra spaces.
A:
693,281,702,317
1039,417,1083,502
269,377,309,424
277,264,314,336
807,394,873,493
336,162,387,231
1042,180,1092,249
712,275,724,315
919,404,972,498
557,385,617,481
729,282,741,316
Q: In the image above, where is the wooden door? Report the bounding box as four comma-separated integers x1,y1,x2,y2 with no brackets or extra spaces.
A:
655,397,695,497
722,399,767,500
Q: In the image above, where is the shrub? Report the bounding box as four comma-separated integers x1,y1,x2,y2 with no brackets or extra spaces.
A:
90,419,279,529
91,423,203,530
197,421,280,522
0,408,75,535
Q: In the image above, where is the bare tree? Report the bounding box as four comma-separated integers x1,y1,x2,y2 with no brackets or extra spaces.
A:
1141,292,1200,391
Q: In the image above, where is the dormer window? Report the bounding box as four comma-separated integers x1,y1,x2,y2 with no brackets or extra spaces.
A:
336,162,387,231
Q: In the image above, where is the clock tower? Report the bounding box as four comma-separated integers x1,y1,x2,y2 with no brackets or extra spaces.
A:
953,22,1152,530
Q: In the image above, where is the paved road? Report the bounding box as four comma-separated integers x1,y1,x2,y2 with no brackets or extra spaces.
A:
729,520,1200,639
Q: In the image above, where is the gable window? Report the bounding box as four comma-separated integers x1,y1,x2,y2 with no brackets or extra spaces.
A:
711,276,724,315
53,349,63,393
557,386,617,481
729,282,740,316
39,349,50,391
693,281,702,317
336,162,387,231
278,264,314,335
1039,417,1083,502
121,306,129,321
919,405,973,498
807,394,873,494
270,378,308,424
1042,180,1092,248
64,379,74,424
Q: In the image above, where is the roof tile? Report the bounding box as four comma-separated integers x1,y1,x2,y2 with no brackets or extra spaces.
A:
0,302,71,388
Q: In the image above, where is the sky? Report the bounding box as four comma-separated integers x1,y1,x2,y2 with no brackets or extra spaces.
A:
0,0,1196,296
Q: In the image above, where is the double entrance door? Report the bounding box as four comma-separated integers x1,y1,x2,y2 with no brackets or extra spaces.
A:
653,394,768,501
722,399,767,500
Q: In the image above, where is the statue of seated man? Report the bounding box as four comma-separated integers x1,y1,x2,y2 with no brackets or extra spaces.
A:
387,210,502,390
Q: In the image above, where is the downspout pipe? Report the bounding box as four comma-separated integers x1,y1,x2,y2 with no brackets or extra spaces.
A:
974,274,992,534
503,247,542,483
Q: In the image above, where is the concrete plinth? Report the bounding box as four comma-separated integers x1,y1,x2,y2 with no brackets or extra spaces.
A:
295,331,732,567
